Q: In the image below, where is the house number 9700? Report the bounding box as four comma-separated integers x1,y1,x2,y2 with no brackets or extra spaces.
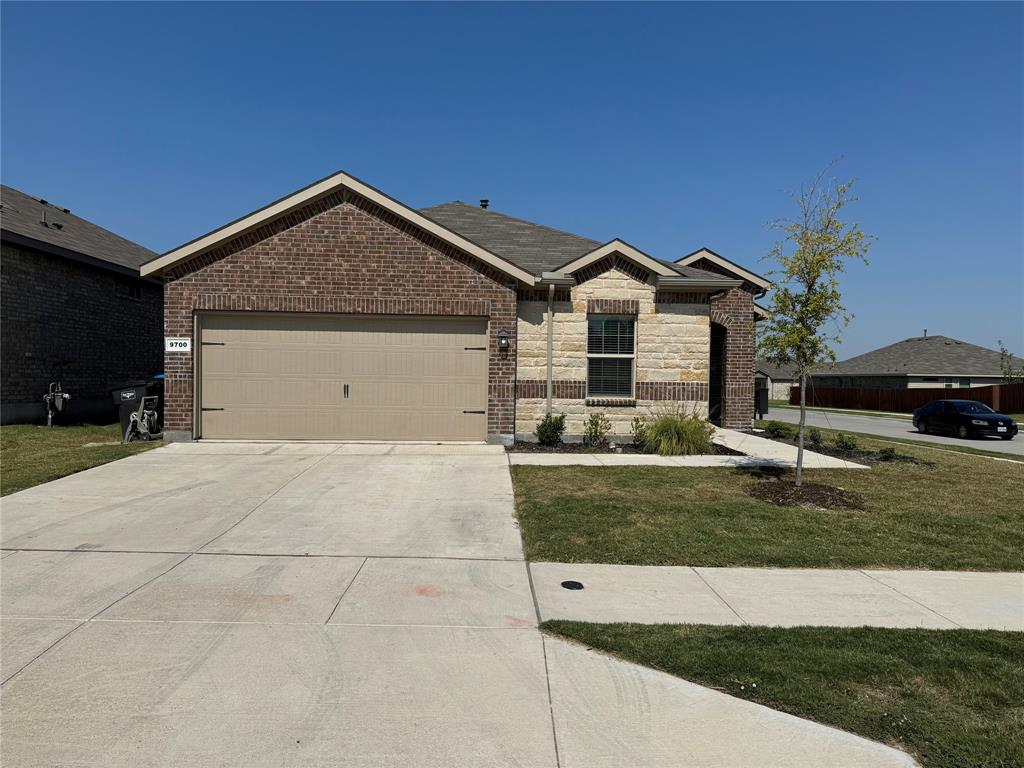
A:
165,337,192,352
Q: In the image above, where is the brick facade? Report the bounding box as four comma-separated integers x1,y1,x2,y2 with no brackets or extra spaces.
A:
1,242,162,423
710,286,756,429
162,190,518,441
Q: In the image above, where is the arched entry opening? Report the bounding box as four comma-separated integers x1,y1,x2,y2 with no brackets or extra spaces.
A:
709,321,727,426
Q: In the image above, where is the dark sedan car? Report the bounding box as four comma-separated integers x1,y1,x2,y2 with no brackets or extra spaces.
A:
913,400,1018,440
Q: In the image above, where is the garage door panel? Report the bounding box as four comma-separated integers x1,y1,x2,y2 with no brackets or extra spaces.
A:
199,314,488,440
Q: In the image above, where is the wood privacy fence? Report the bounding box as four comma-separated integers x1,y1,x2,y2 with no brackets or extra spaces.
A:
789,382,1024,414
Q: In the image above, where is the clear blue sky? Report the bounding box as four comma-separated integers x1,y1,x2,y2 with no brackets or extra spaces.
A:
3,1,1021,356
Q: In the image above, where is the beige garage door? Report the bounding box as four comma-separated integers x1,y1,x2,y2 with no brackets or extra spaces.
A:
199,313,488,441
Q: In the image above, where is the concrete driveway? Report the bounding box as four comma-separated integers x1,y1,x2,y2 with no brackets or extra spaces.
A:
1,442,914,767
766,406,1024,457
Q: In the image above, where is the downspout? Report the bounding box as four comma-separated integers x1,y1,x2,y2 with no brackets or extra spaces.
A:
546,282,554,415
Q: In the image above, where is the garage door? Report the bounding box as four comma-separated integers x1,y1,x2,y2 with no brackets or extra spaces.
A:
198,313,488,441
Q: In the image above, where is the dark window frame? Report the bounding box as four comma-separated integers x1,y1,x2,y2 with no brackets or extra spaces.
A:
586,314,636,398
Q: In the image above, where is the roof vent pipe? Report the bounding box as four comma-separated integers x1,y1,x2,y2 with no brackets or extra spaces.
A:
479,199,489,209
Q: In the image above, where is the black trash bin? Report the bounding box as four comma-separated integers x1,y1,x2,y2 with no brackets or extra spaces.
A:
111,379,163,440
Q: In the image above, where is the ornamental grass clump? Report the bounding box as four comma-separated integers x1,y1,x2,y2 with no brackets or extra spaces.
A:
639,407,715,456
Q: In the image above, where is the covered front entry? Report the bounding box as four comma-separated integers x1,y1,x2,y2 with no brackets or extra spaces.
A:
197,313,488,441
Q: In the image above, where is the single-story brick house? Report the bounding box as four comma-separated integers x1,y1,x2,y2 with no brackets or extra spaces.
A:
1,185,162,424
141,172,769,444
755,359,798,400
809,335,1024,390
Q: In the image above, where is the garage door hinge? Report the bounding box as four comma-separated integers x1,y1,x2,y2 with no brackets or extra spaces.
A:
462,410,485,414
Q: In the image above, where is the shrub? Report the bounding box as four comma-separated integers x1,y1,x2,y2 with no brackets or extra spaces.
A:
535,413,566,446
807,427,823,447
877,446,898,462
833,432,858,451
641,406,715,456
582,413,612,448
630,416,648,448
763,420,794,440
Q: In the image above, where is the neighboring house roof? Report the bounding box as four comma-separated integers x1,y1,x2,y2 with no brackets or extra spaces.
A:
756,359,798,380
421,201,732,283
1,184,156,276
676,247,771,292
814,336,1024,378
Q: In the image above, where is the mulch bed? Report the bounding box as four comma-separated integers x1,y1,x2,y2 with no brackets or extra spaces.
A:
509,441,744,456
747,480,865,510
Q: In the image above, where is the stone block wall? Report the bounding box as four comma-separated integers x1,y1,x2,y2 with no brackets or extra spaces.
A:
515,265,711,439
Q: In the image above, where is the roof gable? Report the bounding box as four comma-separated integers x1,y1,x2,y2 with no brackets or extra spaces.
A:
555,239,677,278
141,172,536,284
1,184,156,273
676,247,771,291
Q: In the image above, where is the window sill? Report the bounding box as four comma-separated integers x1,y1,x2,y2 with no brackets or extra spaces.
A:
585,397,636,408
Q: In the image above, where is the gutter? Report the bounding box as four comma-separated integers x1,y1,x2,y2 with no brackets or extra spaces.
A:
656,276,742,290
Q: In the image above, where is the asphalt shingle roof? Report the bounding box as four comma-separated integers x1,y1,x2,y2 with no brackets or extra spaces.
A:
756,360,798,380
420,201,728,281
818,336,1024,378
1,185,156,272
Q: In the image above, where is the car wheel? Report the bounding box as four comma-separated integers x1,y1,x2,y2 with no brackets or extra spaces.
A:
957,424,969,439
917,419,928,434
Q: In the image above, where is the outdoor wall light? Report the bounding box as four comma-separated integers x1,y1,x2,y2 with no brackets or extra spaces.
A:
497,329,511,357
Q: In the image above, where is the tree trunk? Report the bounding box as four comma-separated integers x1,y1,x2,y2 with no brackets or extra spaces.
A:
796,371,806,487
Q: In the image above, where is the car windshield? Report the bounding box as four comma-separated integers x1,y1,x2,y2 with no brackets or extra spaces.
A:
954,401,994,415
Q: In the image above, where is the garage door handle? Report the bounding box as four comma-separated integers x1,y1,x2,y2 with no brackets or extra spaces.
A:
462,410,485,414
344,384,349,399
201,407,225,412
464,346,486,351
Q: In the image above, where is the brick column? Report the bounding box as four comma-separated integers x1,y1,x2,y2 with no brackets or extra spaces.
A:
710,288,755,430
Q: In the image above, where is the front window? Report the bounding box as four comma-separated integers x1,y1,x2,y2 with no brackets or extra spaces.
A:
587,315,635,397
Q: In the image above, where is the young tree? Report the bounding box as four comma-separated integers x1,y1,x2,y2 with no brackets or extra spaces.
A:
759,164,874,486
998,340,1024,384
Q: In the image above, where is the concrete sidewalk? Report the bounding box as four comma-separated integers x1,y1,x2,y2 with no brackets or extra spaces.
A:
509,427,869,469
532,563,1024,630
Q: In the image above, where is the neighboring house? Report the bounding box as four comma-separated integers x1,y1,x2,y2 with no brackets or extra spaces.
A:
1,185,163,424
755,360,798,400
140,171,768,443
808,335,1024,391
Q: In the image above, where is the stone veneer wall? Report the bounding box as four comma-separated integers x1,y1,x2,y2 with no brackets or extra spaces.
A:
515,266,710,439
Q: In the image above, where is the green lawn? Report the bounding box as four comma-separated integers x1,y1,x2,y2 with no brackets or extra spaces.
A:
543,622,1024,768
1,423,158,496
511,431,1024,570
